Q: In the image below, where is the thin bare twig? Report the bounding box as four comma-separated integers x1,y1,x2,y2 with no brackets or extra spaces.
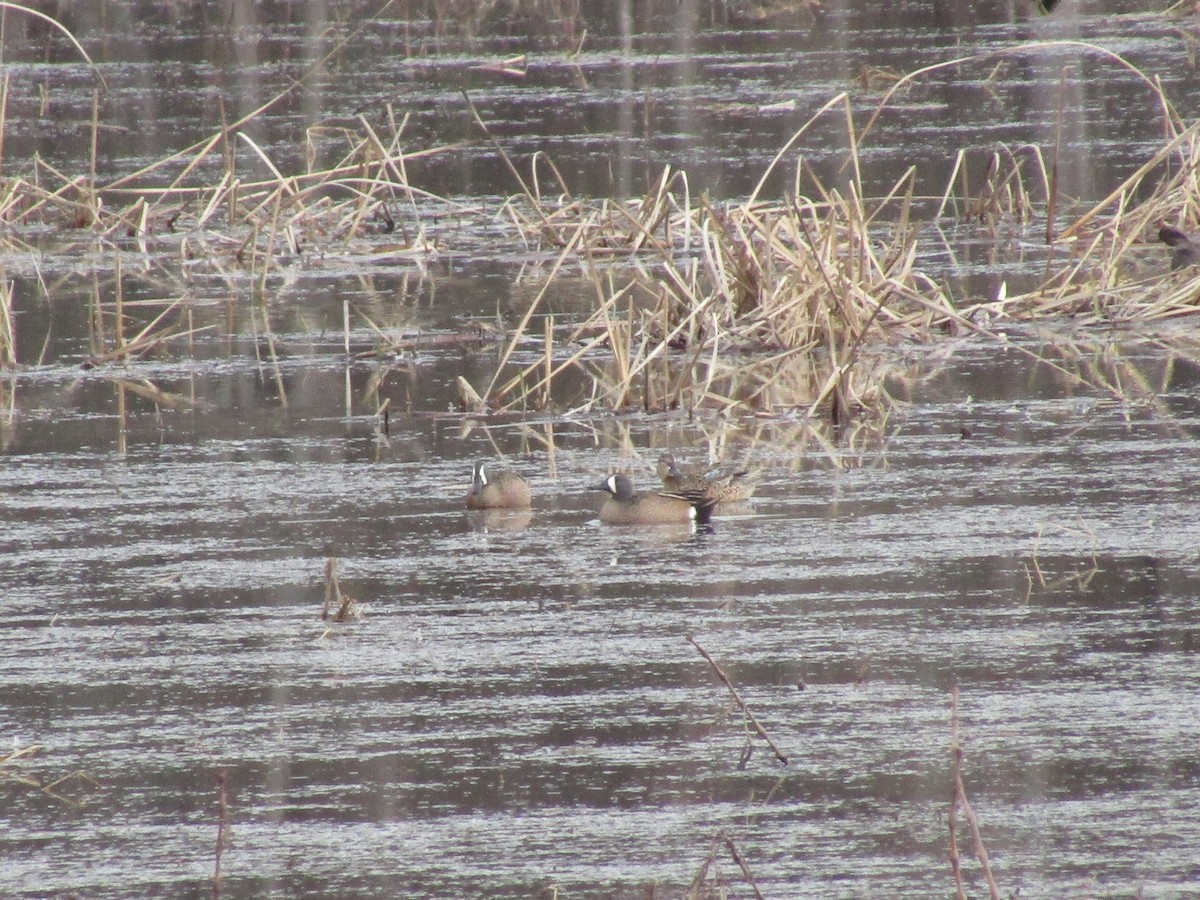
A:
687,635,788,765
685,829,766,900
722,830,766,900
949,686,1001,900
949,688,967,900
213,770,229,899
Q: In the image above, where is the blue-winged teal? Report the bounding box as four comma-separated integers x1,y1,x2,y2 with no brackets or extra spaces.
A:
656,453,757,504
591,473,718,526
464,461,532,509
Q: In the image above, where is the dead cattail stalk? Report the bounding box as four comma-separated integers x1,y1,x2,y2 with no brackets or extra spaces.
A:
687,635,788,766
213,770,229,899
949,686,1002,900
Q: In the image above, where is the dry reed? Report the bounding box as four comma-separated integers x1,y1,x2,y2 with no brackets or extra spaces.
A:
949,686,1002,900
473,43,1200,422
0,742,98,807
685,829,766,900
485,92,957,419
321,557,361,623
1,28,1198,425
688,635,788,767
213,770,230,899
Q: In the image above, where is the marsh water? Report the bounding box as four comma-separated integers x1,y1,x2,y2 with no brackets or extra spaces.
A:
3,2,1200,897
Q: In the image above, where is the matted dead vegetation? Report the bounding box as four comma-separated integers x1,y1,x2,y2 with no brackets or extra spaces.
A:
1,27,1198,424
479,44,1200,420
0,97,457,271
485,108,955,418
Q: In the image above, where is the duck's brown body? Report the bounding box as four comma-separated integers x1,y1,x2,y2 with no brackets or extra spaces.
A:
656,453,757,505
465,461,532,509
592,473,717,526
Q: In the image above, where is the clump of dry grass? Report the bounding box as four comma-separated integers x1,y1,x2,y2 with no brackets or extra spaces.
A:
484,92,956,418
0,6,460,286
964,120,1200,327
477,43,1200,421
0,110,455,272
4,22,1199,424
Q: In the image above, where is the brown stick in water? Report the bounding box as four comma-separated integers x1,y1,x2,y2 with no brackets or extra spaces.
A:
949,685,1001,900
687,636,788,765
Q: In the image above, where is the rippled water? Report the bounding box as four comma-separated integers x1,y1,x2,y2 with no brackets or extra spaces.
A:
4,331,1200,896
3,2,1200,897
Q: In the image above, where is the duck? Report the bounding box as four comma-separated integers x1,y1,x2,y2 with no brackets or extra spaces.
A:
1158,224,1200,270
656,453,757,504
591,473,718,526
464,460,532,509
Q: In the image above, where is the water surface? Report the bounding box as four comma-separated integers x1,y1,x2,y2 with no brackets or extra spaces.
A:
2,2,1200,897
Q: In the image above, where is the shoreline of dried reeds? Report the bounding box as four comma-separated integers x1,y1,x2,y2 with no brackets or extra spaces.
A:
0,27,1196,426
478,42,1200,421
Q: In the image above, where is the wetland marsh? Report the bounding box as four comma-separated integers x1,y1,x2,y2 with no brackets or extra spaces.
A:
2,1,1200,896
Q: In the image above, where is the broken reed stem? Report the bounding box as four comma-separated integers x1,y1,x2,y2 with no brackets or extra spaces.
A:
687,635,788,765
1,744,97,807
114,252,124,354
747,91,849,208
88,88,100,226
0,72,8,180
949,686,1001,900
321,556,359,622
542,313,553,408
0,3,107,88
322,557,340,619
685,838,718,897
0,279,15,368
462,89,554,233
213,769,229,899
949,689,967,899
482,220,586,405
1046,66,1066,244
722,831,766,900
1062,122,1199,242
116,380,127,455
686,829,765,900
